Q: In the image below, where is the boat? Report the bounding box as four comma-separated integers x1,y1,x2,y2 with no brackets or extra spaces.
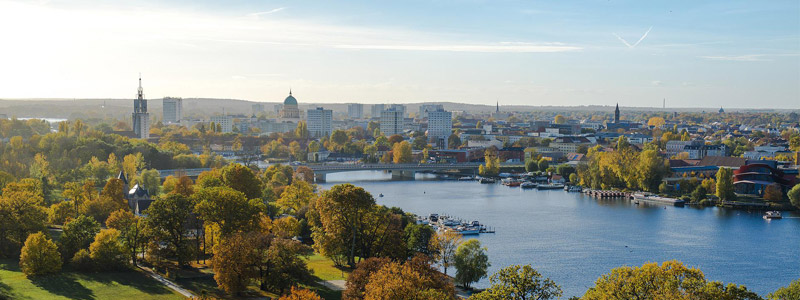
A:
520,182,537,189
480,178,496,184
631,192,685,207
455,226,481,235
537,183,565,190
763,211,782,220
428,214,439,223
566,185,582,192
379,193,384,197
458,176,475,181
503,179,522,187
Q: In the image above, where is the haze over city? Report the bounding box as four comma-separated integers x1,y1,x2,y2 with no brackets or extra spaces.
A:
0,0,798,108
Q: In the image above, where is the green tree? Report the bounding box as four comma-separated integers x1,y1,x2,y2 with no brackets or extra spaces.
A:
634,150,668,192
0,189,47,256
470,265,562,300
525,159,538,173
582,261,761,300
412,135,428,150
106,209,145,265
448,133,461,149
405,223,436,258
145,193,194,266
691,185,707,203
19,232,61,276
767,279,800,300
393,141,413,164
220,163,263,199
716,167,736,201
194,186,264,236
788,184,800,209
537,159,549,173
277,180,315,214
454,239,490,289
309,184,375,267
60,215,100,261
139,169,162,196
89,229,129,270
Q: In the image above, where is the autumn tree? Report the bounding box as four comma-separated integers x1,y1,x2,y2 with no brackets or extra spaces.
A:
272,216,302,239
145,193,194,266
764,183,783,201
392,141,413,164
454,239,490,289
788,184,800,209
344,257,391,300
553,115,566,124
362,255,456,300
448,134,461,149
470,265,562,300
647,117,666,128
716,167,736,201
220,163,262,199
309,184,376,267
100,178,126,207
60,215,100,261
277,180,315,215
139,169,162,196
279,286,323,300
431,230,462,276
89,229,129,270
0,187,47,256
106,209,145,265
194,186,264,236
212,232,260,295
293,166,315,184
19,232,61,276
767,279,799,300
405,223,436,258
525,159,538,173
258,238,313,294
582,261,761,300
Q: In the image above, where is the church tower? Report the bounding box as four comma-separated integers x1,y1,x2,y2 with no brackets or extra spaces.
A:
132,75,150,139
614,103,620,123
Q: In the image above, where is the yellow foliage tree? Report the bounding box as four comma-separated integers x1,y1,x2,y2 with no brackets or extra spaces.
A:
19,232,61,276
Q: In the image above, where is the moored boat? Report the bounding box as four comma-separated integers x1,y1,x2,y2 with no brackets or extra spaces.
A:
537,183,565,190
763,211,782,220
480,177,496,184
520,182,537,189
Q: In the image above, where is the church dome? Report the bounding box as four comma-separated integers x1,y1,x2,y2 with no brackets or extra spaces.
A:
284,90,298,106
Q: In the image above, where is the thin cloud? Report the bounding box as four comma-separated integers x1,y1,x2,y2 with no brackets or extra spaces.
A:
613,26,653,49
334,43,581,53
247,7,285,17
700,55,770,62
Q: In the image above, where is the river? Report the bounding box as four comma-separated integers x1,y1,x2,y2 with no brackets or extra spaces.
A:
319,171,800,297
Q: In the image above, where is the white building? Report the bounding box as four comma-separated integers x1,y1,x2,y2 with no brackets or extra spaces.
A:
419,104,444,119
162,97,182,124
380,108,404,136
132,77,150,139
388,104,406,118
307,107,333,138
348,103,364,119
427,109,452,147
210,115,233,133
371,104,385,118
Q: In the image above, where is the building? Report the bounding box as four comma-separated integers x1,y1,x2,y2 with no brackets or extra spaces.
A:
388,104,406,118
252,103,265,115
162,97,182,124
427,109,452,148
666,141,698,157
307,107,333,138
371,104,385,118
210,115,233,133
279,90,300,119
683,144,727,160
734,162,798,196
614,103,620,123
132,76,150,139
380,108,404,136
347,103,364,119
419,104,444,119
491,102,511,119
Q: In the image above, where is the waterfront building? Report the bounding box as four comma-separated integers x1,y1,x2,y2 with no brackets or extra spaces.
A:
307,107,333,138
132,76,150,139
162,97,182,124
734,162,798,196
348,103,364,119
380,108,404,136
210,115,233,133
427,108,452,148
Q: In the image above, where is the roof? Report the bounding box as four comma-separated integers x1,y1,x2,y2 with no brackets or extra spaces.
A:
669,159,699,168
566,153,586,161
117,171,128,184
698,156,746,168
135,199,155,215
128,184,150,198
284,91,298,106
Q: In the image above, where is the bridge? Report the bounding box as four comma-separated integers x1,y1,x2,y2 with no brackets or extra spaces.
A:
158,162,524,182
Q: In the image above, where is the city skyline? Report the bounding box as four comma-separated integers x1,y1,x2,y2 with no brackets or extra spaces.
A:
0,0,797,108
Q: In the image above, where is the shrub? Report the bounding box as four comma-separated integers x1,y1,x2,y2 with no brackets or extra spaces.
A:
19,232,62,276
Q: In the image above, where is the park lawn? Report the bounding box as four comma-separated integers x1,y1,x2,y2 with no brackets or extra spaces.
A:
0,259,185,300
305,253,350,281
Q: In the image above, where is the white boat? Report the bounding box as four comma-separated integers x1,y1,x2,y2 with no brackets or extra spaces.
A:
458,176,475,181
520,182,537,189
456,226,481,235
480,178,496,184
763,211,782,220
537,183,565,190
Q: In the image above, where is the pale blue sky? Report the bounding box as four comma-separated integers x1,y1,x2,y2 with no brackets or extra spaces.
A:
0,0,797,108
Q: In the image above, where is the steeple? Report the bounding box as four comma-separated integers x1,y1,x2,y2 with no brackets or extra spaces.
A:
614,103,620,123
496,101,499,113
289,88,292,96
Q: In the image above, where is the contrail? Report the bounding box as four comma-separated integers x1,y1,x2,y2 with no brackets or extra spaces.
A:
613,26,653,48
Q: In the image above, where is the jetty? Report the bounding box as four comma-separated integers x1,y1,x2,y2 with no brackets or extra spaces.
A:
585,190,627,198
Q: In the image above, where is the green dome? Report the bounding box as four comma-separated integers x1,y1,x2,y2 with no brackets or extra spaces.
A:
284,91,297,106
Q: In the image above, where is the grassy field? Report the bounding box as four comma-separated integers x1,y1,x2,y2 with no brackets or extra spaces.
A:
0,259,184,300
305,254,350,281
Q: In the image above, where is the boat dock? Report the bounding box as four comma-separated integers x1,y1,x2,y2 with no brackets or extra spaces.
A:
585,190,628,198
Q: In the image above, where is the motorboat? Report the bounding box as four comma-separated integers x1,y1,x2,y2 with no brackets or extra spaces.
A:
379,193,384,197
458,176,475,181
537,183,565,190
480,178,496,184
520,182,537,189
429,214,439,223
455,226,481,235
763,211,782,220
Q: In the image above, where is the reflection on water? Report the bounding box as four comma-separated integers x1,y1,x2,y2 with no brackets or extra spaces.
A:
319,171,800,297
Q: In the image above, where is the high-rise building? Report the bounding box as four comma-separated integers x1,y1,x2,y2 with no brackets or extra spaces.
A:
252,103,265,115
210,115,233,133
427,109,452,147
307,107,333,138
279,90,300,119
380,108,404,136
388,104,406,118
132,76,150,139
419,104,443,119
162,97,182,124
348,103,364,119
371,104,385,118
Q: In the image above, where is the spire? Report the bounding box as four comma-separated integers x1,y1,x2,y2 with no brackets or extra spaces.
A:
496,101,499,113
289,88,292,96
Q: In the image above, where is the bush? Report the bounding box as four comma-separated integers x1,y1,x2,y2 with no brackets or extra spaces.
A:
71,249,93,271
19,232,62,276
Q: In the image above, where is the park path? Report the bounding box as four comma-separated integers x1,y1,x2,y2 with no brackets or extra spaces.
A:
319,279,346,291
138,266,196,299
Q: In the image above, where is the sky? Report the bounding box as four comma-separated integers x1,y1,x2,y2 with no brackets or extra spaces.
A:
0,0,798,108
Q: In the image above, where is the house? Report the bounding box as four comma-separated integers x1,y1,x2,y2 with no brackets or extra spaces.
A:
119,171,154,217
